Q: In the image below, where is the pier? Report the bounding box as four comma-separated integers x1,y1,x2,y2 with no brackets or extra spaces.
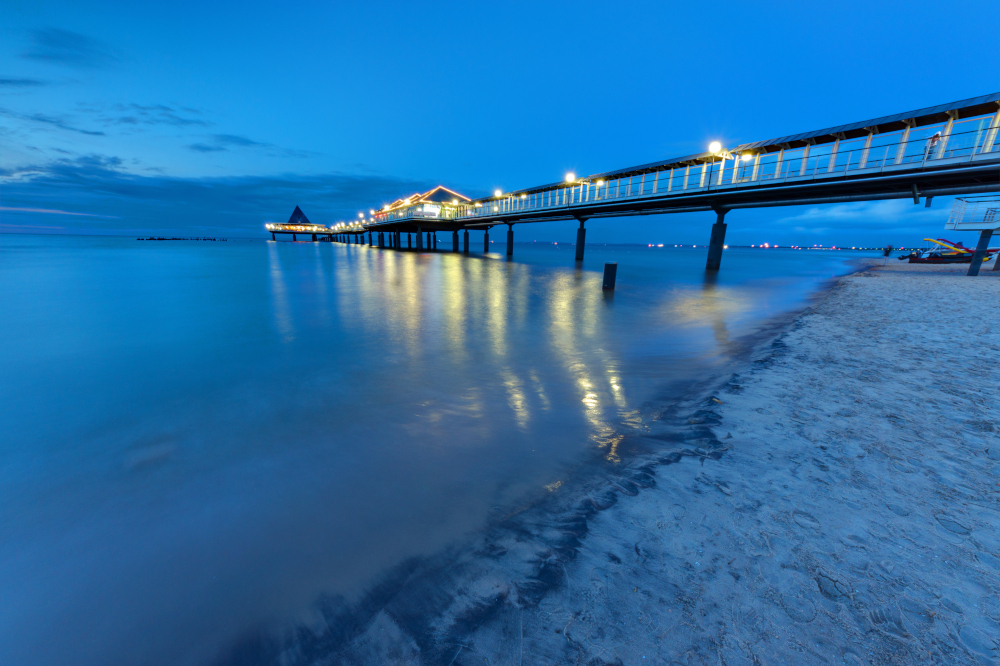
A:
268,94,1000,270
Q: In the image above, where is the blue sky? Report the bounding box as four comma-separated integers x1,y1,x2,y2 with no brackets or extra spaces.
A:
1,0,997,245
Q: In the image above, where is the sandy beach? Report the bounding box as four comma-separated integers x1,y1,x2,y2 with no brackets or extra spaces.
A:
233,258,999,666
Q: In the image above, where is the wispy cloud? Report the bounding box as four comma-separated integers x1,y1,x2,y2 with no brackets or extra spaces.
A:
0,206,119,218
21,28,116,69
185,133,315,158
0,107,105,136
94,103,211,128
0,78,47,87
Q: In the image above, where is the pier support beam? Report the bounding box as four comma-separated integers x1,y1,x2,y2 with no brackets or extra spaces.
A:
452,230,459,252
968,229,994,276
484,227,490,253
574,218,587,261
463,229,470,253
705,210,728,271
506,223,514,256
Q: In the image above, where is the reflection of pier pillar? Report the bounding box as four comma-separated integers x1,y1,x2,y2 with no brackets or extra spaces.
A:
463,229,470,253
705,210,728,271
416,228,423,250
968,230,994,276
452,230,459,252
574,218,587,261
484,228,490,253
506,223,514,256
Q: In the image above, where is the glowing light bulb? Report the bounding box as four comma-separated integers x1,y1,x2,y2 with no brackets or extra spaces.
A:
709,141,722,154
565,173,575,182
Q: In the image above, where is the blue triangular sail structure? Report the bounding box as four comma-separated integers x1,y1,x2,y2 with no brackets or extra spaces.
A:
286,206,311,225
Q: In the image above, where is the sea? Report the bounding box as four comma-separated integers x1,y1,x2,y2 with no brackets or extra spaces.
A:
0,234,877,665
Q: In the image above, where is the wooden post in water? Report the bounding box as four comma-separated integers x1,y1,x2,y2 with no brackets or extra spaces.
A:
603,262,618,289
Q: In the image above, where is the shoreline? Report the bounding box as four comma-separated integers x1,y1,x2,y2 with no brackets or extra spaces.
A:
218,260,999,665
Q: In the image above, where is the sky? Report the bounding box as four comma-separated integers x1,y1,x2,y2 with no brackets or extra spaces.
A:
1,0,997,245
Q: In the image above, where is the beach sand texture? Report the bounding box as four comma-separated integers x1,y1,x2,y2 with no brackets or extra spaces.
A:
464,261,999,666
235,260,999,666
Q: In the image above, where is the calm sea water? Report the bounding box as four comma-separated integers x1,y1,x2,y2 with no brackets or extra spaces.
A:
0,234,874,665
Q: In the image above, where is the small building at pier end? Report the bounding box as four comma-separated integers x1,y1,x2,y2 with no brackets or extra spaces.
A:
265,206,365,241
371,186,472,225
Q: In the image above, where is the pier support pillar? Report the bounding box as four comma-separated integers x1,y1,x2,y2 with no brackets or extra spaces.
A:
705,210,728,271
368,231,373,246
484,228,490,253
463,229,470,253
506,224,514,256
378,232,384,248
407,233,412,249
433,233,438,250
426,232,432,249
292,233,297,241
271,232,275,240
968,229,994,276
452,230,459,252
416,228,423,250
574,218,587,261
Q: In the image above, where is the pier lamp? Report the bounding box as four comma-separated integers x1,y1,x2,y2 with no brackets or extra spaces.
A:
709,141,721,154
565,172,576,182
494,189,502,197
369,209,374,215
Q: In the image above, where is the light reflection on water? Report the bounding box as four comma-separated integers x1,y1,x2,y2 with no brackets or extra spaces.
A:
0,235,866,666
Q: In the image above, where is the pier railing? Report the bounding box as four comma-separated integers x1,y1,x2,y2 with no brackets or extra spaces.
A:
455,116,1000,221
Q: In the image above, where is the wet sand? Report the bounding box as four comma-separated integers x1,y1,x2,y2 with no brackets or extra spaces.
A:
224,259,999,666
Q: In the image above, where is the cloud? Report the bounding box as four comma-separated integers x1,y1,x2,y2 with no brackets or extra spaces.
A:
0,107,105,136
0,205,119,218
187,143,227,152
21,28,116,68
185,133,315,158
95,103,211,128
0,153,439,236
0,78,47,87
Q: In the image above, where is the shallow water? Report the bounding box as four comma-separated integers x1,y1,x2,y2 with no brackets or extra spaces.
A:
0,234,873,665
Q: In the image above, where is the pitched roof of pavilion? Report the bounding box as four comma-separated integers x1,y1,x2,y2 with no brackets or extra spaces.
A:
286,206,312,225
382,186,470,212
